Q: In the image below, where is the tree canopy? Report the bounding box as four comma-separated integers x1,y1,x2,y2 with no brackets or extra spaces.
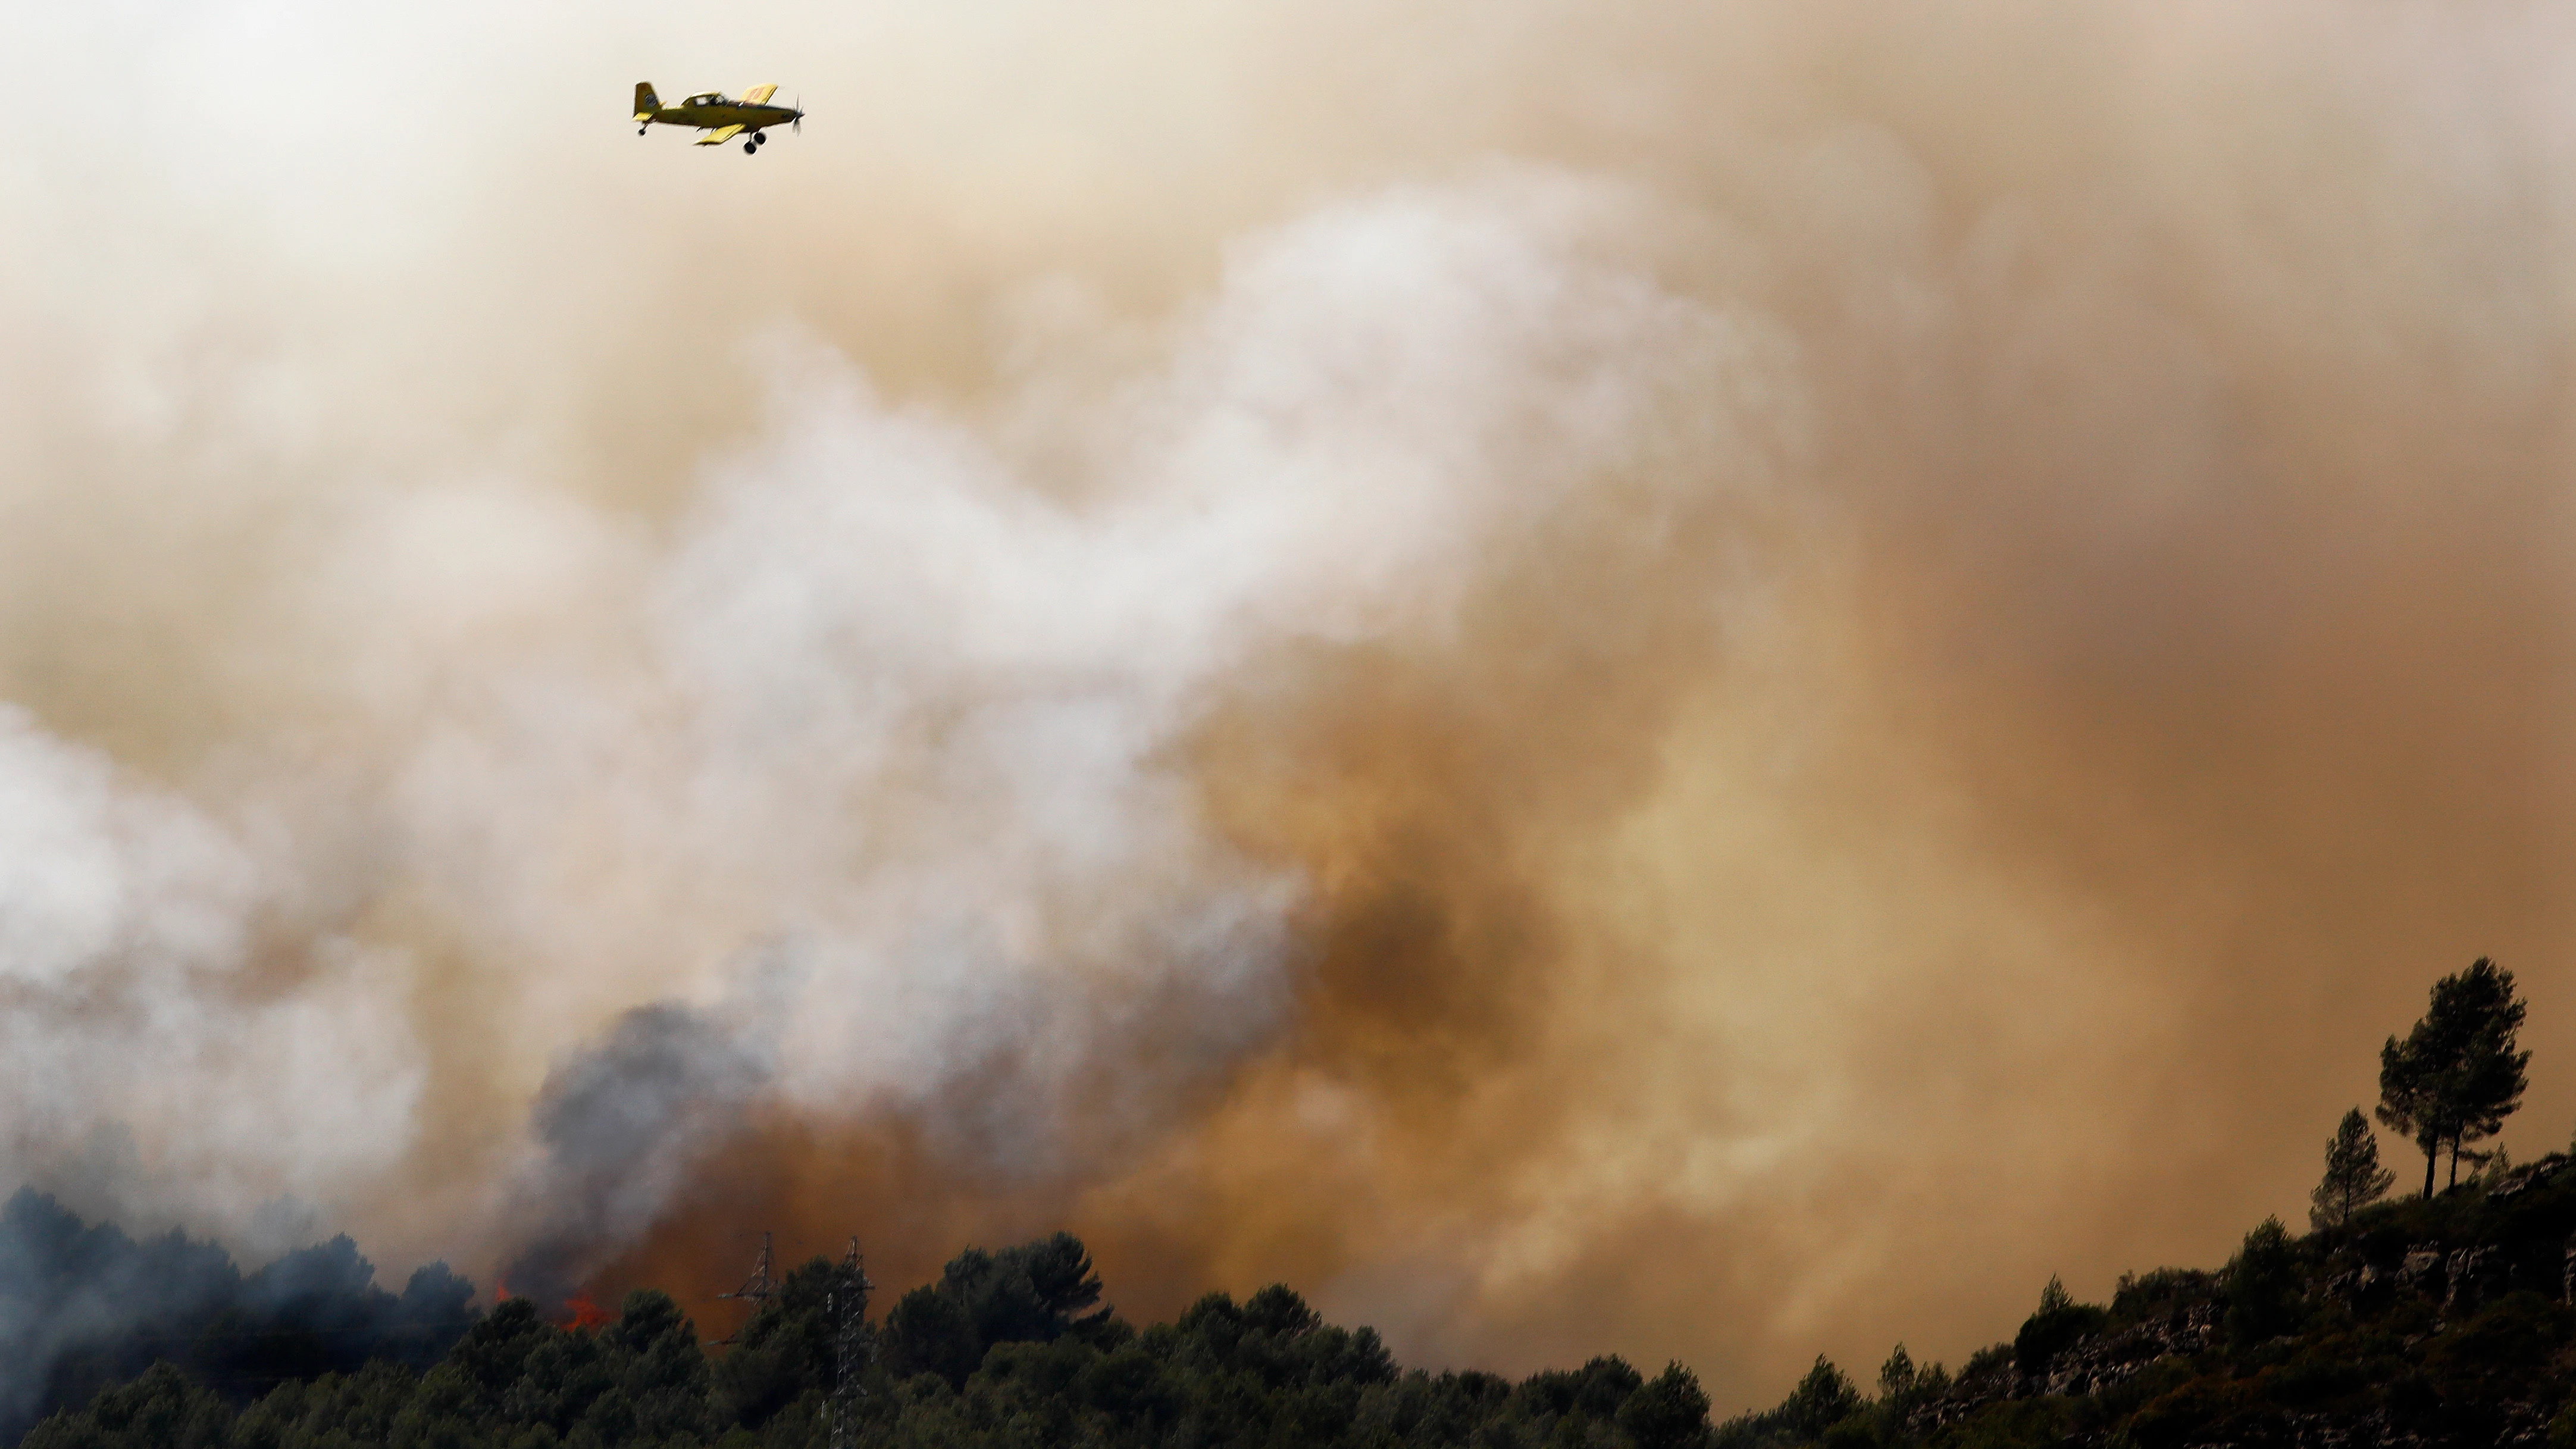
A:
878,1231,1109,1388
2311,1106,2397,1231
2379,957,2530,1198
20,1237,1711,1449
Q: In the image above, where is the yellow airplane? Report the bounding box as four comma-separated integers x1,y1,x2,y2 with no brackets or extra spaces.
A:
633,83,803,153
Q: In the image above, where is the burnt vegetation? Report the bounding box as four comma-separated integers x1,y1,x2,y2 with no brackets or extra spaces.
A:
21,957,2576,1448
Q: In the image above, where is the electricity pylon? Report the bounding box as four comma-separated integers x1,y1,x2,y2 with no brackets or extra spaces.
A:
829,1237,875,1449
715,1231,779,1346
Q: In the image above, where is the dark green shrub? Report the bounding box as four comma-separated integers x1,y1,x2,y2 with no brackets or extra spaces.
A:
2225,1218,2306,1347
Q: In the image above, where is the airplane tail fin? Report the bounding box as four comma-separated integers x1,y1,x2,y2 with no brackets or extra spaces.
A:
633,82,661,120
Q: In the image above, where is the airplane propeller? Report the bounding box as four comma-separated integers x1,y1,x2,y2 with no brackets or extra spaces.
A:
793,96,802,134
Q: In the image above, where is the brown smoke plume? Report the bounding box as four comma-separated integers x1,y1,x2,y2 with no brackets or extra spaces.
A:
4,0,2576,1413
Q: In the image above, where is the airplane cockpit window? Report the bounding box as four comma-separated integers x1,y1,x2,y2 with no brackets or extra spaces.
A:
687,93,721,105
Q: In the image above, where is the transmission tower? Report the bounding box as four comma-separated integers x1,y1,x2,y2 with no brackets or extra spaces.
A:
715,1231,779,1346
828,1236,875,1449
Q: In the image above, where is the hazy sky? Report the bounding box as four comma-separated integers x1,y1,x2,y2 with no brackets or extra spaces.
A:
5,0,2576,1413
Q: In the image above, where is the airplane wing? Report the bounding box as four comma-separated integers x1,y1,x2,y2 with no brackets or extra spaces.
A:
740,85,778,105
695,124,746,145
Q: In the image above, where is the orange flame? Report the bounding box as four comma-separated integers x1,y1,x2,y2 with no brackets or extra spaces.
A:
561,1294,611,1331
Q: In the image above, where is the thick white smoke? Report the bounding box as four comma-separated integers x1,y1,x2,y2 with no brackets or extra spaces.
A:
0,170,1764,1287
0,706,420,1236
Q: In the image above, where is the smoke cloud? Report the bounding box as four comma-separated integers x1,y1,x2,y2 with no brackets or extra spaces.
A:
4,0,2576,1413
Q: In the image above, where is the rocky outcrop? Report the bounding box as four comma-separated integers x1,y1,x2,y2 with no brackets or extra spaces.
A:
2444,1245,2503,1313
2033,1304,2218,1398
1904,1304,2218,1436
1899,1162,2576,1448
2399,1243,2445,1297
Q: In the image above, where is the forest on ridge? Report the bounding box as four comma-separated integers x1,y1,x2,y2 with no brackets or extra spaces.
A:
14,959,2576,1449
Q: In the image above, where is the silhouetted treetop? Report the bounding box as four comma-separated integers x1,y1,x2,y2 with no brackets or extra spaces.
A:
2380,957,2530,1198
2312,1105,2397,1230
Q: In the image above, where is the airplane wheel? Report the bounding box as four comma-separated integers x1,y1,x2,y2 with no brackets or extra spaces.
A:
745,139,758,153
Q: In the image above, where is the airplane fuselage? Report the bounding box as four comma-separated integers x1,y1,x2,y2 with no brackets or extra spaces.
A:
647,102,798,130
634,85,802,149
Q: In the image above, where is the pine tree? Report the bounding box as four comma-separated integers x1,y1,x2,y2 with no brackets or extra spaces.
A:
2378,958,2531,1198
1777,1358,1863,1439
2308,1107,2395,1230
1617,1363,1713,1449
2378,1030,2443,1200
1877,1344,1917,1400
2443,960,2530,1186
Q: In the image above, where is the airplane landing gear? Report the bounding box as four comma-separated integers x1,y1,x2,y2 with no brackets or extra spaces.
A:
744,138,758,153
638,126,648,135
